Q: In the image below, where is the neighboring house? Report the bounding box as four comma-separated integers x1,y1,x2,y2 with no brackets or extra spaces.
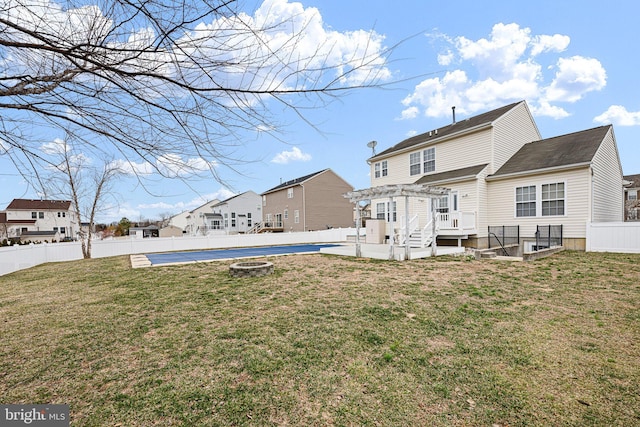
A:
261,169,354,232
623,174,640,221
367,101,624,250
210,191,262,234
1,199,79,242
184,199,220,236
159,225,184,237
129,225,159,238
168,210,190,230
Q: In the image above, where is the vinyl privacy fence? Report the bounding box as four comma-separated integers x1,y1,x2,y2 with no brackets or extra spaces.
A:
0,228,360,277
585,222,640,253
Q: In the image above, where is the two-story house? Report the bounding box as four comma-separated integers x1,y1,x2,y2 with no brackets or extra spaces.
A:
1,199,79,242
624,174,640,221
367,101,624,250
210,191,262,234
184,199,220,236
260,169,354,232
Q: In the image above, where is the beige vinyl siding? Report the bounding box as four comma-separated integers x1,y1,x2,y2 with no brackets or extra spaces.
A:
487,168,591,238
492,102,541,174
370,128,493,187
303,170,354,231
591,129,624,222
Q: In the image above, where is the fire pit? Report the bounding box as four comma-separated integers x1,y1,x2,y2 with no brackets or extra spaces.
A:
229,261,274,278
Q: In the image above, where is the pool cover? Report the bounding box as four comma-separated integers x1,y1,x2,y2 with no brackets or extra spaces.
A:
145,243,341,266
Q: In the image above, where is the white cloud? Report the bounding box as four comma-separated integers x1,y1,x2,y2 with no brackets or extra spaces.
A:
402,23,606,121
437,50,454,66
271,146,312,164
545,56,607,103
109,159,154,176
594,105,640,126
40,138,69,155
530,34,570,56
400,106,419,120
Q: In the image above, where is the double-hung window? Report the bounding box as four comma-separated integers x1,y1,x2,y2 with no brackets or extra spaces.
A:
516,186,536,217
409,153,421,176
287,188,294,198
542,183,565,216
423,147,435,173
376,202,385,219
374,160,387,178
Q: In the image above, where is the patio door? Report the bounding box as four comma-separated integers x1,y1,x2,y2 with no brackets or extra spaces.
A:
275,213,282,228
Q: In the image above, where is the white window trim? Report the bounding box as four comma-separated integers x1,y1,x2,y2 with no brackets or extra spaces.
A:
287,188,294,198
409,152,421,176
423,147,435,173
514,181,567,218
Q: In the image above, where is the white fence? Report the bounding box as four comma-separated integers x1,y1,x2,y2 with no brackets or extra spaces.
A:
0,228,360,277
586,222,640,253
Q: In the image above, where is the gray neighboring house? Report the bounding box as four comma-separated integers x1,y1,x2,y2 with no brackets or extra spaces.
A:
210,191,262,234
260,169,354,232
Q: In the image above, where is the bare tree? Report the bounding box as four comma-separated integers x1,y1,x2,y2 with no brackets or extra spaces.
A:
1,0,393,185
42,137,123,258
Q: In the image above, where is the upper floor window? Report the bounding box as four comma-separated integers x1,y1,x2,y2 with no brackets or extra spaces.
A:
31,212,37,219
410,148,435,176
262,195,266,206
39,212,44,219
516,186,536,217
542,183,565,216
628,189,637,201
287,188,294,198
57,212,66,218
376,202,385,219
409,153,421,176
423,147,435,173
284,209,289,219
374,161,388,178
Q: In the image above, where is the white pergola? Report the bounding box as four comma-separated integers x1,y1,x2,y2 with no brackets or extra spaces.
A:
344,184,450,260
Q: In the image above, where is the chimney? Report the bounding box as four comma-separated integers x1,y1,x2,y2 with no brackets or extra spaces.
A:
452,106,456,124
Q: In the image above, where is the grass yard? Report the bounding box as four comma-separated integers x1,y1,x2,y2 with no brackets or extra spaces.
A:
1,250,639,426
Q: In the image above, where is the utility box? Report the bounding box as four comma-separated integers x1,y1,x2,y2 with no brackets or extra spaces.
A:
366,219,386,244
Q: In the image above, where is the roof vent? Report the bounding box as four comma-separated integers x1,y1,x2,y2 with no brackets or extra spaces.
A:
428,131,432,137
434,129,438,135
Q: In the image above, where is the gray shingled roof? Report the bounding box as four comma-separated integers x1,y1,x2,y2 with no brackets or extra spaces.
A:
370,101,523,161
624,174,640,188
262,169,329,195
490,125,612,178
415,164,488,185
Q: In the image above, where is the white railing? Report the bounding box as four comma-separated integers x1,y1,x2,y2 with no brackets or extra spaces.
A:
437,211,476,231
399,214,419,245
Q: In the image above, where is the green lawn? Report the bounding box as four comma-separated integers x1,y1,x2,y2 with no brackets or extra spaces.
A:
1,251,639,426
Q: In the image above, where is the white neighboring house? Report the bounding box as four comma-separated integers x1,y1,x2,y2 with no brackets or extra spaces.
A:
1,199,79,242
367,101,624,250
168,210,190,231
184,199,221,236
210,191,262,234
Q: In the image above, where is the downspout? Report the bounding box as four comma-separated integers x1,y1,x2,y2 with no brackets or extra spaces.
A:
302,184,306,231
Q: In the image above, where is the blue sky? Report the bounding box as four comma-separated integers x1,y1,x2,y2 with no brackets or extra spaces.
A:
2,0,639,223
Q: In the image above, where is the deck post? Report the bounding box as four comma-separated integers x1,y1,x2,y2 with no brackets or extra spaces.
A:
431,198,437,257
404,195,410,260
388,196,395,260
355,203,362,257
